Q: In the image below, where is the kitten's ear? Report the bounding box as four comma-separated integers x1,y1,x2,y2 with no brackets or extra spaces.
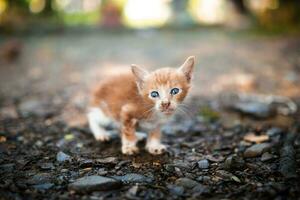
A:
131,64,149,90
178,56,195,83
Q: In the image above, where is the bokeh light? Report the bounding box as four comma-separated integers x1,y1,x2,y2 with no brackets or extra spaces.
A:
188,0,229,25
0,0,7,15
29,0,46,13
123,0,171,28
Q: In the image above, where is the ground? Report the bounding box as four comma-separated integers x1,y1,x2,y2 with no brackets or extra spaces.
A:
0,29,299,199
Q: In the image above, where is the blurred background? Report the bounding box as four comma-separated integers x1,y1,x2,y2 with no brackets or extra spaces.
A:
0,0,300,126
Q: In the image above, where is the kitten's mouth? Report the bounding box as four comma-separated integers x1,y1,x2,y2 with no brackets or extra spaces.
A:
161,108,175,115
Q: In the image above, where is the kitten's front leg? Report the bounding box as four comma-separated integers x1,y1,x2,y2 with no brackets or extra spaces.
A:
120,104,139,155
146,128,167,155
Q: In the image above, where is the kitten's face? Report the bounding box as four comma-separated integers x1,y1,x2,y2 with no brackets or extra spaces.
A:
132,56,195,116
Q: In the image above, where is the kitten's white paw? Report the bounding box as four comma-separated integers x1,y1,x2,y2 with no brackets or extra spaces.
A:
146,142,167,155
94,132,110,142
122,144,139,155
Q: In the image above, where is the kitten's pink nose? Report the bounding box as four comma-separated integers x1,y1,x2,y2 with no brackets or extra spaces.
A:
161,101,171,109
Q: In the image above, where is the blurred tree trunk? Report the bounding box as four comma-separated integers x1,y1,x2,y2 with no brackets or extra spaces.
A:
230,0,249,15
43,0,54,15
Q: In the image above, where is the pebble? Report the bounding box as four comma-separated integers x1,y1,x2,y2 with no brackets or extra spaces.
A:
33,183,54,190
26,173,52,185
233,101,275,118
175,178,208,194
56,151,71,162
197,159,209,169
196,176,210,184
0,163,15,173
215,170,237,181
112,173,153,184
224,155,245,170
261,152,273,162
39,162,55,170
18,98,53,117
266,127,283,137
126,185,139,198
95,157,118,164
244,143,271,158
69,175,122,193
167,185,184,196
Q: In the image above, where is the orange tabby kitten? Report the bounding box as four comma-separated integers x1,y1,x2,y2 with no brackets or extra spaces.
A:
88,56,195,155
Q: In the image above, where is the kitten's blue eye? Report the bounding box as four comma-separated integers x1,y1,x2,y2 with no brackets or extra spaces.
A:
150,91,159,98
170,88,180,95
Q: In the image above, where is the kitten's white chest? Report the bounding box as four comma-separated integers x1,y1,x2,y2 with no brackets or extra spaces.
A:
138,112,171,131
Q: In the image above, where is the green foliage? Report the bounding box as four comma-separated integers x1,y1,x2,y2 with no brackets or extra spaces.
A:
199,106,220,122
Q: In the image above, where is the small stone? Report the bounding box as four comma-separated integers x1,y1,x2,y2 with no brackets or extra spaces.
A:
33,183,54,190
0,163,15,172
266,127,283,137
69,176,122,193
261,152,273,162
95,157,118,164
234,101,275,118
126,185,139,198
175,178,208,194
18,98,53,117
79,159,94,168
244,143,271,158
112,173,153,184
164,161,192,172
167,185,184,196
0,105,18,119
56,151,71,162
224,155,245,170
26,173,52,185
205,154,225,162
39,163,55,170
215,170,235,181
197,159,209,169
61,168,68,173
196,176,210,184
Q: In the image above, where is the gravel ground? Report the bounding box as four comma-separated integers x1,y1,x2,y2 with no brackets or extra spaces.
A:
0,29,299,199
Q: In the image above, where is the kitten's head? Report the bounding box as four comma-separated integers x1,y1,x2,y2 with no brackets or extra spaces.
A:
131,56,195,115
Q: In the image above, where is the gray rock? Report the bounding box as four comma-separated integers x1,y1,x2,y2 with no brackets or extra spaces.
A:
215,170,234,180
0,163,15,172
126,185,139,198
244,143,271,158
261,152,273,162
95,157,118,164
234,101,275,118
164,161,192,172
175,178,208,194
112,173,153,184
56,151,71,162
197,159,209,169
196,176,210,184
39,163,55,170
26,173,52,185
69,176,122,193
224,155,245,170
18,98,53,117
266,127,283,137
167,185,184,196
33,183,54,190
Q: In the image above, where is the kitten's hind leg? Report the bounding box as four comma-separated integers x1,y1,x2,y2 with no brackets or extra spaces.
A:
87,107,111,142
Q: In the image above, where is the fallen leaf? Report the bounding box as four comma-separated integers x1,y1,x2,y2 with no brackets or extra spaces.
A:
231,175,241,183
0,136,6,142
243,133,269,143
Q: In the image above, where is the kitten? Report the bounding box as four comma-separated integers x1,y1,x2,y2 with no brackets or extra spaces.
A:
87,56,195,155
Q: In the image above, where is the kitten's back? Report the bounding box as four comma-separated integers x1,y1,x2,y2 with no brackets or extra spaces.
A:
90,73,141,119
